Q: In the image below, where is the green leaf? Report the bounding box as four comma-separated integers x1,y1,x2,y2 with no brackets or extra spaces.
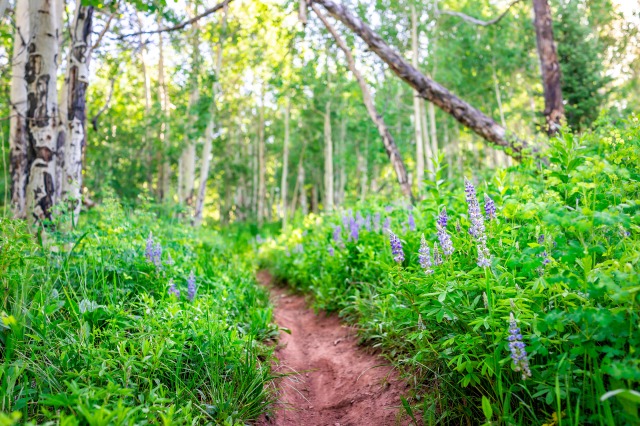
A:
481,395,493,420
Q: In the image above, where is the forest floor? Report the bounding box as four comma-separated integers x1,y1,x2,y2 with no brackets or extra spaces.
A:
256,270,410,426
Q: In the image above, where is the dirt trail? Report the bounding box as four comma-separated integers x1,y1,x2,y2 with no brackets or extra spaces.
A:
256,270,409,426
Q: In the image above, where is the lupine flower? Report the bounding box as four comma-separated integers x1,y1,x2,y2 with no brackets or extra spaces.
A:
538,234,545,244
187,271,197,301
418,234,433,274
364,215,372,231
168,279,180,298
332,226,342,244
166,253,174,266
484,194,497,220
328,246,335,256
373,213,381,232
151,243,163,268
541,251,550,266
476,242,491,268
437,208,448,229
145,232,154,261
407,212,416,232
388,230,404,263
349,217,359,242
385,205,393,213
433,242,443,266
465,178,485,239
356,212,365,227
383,217,391,231
508,313,532,380
436,222,454,256
342,212,351,229
455,221,462,234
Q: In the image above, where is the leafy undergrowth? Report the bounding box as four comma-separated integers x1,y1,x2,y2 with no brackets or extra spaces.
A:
0,199,276,425
258,116,640,425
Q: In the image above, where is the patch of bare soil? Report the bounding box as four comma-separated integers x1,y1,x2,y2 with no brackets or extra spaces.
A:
256,270,411,426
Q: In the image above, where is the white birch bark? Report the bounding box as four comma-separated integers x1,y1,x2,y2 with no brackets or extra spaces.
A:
25,0,61,226
9,0,29,219
280,99,290,230
0,0,9,20
157,16,171,201
337,115,346,206
60,5,94,226
257,101,266,224
323,102,334,212
194,2,228,226
420,99,434,176
428,101,438,165
411,4,424,197
298,160,307,215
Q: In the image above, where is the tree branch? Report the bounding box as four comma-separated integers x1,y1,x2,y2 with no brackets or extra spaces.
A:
91,78,116,131
310,0,534,158
435,0,524,27
116,0,232,39
92,9,117,50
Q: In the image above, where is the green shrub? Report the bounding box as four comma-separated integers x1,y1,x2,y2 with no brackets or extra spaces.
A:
259,116,640,425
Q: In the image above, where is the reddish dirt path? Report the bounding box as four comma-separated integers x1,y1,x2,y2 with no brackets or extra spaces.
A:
256,270,410,426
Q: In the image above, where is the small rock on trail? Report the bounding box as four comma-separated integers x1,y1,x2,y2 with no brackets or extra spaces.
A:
256,270,411,426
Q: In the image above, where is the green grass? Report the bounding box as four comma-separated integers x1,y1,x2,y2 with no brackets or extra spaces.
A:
258,115,640,425
0,199,277,425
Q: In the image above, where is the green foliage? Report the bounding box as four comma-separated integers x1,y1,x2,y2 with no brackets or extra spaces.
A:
554,0,612,131
258,116,640,425
0,201,276,424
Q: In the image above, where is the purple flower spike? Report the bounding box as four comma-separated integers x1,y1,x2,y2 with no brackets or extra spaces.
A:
433,242,443,266
373,213,381,232
484,194,497,220
408,212,416,232
168,279,180,298
328,246,335,256
388,230,405,264
333,226,342,245
418,234,433,274
145,232,154,261
349,217,359,242
437,208,448,229
383,217,391,232
508,313,532,380
187,271,197,301
465,178,485,239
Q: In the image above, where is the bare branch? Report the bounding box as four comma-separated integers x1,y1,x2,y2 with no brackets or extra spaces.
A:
116,0,232,39
435,0,524,27
92,9,117,50
91,78,116,131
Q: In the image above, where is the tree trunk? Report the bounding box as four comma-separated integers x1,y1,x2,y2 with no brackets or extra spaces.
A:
0,0,8,20
60,5,94,226
257,101,266,225
428,102,438,164
280,99,290,230
359,139,368,202
420,99,434,176
9,0,29,219
410,4,424,197
336,115,346,206
312,0,533,158
157,16,171,201
532,0,564,135
313,4,414,201
298,160,307,215
25,0,61,227
136,12,153,189
194,3,227,226
323,102,334,212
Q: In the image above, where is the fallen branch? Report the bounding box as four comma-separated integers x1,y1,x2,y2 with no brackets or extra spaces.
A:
116,0,232,39
310,0,534,158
